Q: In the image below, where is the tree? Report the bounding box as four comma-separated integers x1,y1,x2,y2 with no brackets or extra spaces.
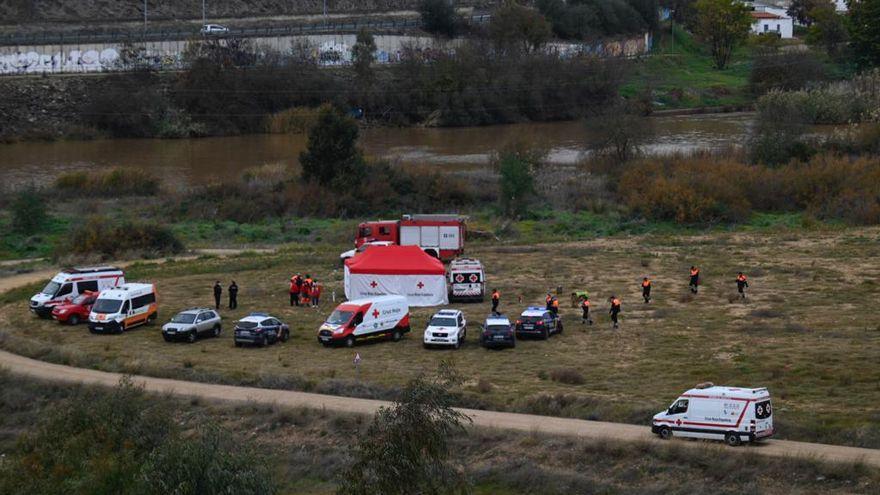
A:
419,0,458,37
585,102,655,163
493,145,544,217
338,363,471,495
694,0,753,69
489,2,553,53
299,105,366,190
352,29,377,82
848,0,880,67
749,90,813,165
787,0,823,26
807,2,849,55
10,185,48,235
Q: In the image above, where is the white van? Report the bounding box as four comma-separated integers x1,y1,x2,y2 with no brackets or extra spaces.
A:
652,383,774,446
317,295,410,347
88,283,158,334
30,266,124,318
448,258,485,302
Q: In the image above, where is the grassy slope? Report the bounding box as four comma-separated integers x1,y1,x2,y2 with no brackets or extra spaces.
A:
2,227,879,448
621,25,754,110
1,373,877,494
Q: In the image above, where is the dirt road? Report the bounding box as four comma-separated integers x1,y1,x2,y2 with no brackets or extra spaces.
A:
0,349,878,468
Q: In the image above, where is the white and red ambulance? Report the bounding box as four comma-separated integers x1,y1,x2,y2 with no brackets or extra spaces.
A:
29,266,125,318
317,295,410,347
652,383,774,446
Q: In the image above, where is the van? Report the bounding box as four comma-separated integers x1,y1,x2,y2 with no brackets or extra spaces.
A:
88,283,158,334
448,258,485,302
651,383,774,446
30,266,124,318
317,295,409,347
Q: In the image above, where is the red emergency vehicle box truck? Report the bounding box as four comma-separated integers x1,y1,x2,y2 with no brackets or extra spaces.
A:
354,214,466,262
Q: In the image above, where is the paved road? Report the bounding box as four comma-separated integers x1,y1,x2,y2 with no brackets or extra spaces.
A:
1,251,879,468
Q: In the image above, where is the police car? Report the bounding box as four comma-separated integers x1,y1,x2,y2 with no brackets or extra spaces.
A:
514,306,563,339
423,309,467,349
234,313,290,347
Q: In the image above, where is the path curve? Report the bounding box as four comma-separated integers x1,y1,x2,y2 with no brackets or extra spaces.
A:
1,249,879,468
0,349,878,468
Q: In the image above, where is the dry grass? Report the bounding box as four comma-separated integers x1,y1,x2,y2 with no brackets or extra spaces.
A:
2,228,880,447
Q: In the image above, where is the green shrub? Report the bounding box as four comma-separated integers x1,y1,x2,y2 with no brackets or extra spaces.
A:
61,216,184,258
54,168,160,197
10,185,48,235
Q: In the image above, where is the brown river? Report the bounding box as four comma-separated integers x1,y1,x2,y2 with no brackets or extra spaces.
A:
0,113,756,189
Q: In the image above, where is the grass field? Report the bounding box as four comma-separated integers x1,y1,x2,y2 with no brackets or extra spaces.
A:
1,227,879,448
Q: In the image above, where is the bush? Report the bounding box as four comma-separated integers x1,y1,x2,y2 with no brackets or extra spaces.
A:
749,51,829,95
54,168,160,197
10,185,48,235
419,0,459,37
299,105,366,191
62,216,184,258
548,368,586,385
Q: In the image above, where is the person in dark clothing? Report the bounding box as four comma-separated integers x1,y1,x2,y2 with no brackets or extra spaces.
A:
689,266,700,294
550,296,559,317
213,281,222,309
581,297,593,326
641,277,652,303
545,293,553,311
491,289,500,314
228,281,238,309
736,272,749,299
609,296,621,330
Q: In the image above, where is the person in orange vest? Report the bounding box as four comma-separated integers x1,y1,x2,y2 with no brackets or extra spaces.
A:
580,297,593,326
301,275,313,306
491,289,500,314
311,279,322,307
641,277,652,303
736,272,749,299
545,293,553,311
550,296,560,317
289,275,301,307
689,266,700,294
609,296,621,329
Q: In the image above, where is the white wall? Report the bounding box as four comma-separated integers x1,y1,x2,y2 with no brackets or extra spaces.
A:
751,18,794,39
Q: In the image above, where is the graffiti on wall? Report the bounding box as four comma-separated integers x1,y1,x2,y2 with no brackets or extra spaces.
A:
0,48,120,74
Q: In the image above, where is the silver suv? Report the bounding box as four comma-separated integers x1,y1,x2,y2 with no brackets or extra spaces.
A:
162,308,222,343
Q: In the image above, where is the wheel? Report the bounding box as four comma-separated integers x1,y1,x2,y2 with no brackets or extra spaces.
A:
391,330,402,342
118,322,125,334
345,336,355,348
212,325,221,337
68,315,80,325
280,329,290,342
187,331,197,343
423,343,430,349
658,427,672,440
163,335,172,342
259,336,267,347
453,339,461,350
147,313,157,325
510,339,516,348
541,328,549,340
89,327,96,334
234,341,242,347
725,432,742,447
557,320,563,334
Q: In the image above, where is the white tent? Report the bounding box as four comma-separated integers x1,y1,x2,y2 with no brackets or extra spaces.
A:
344,246,448,307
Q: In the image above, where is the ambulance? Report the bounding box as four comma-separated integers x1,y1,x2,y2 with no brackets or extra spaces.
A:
88,283,158,334
29,266,124,318
317,295,410,347
651,383,774,446
448,258,485,302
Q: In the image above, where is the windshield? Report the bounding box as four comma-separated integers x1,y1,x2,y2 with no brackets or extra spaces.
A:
171,313,197,324
92,298,122,314
430,317,457,327
487,325,510,333
72,294,93,305
326,310,354,326
42,281,61,296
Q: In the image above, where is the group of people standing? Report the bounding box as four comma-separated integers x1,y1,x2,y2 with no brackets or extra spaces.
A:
289,274,322,307
213,281,238,310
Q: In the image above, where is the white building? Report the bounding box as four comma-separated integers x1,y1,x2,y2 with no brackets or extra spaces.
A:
749,5,794,39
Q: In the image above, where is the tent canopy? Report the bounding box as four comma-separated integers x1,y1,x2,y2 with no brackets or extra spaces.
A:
345,245,445,275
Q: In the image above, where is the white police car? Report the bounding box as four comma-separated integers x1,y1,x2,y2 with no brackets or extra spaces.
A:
423,309,467,349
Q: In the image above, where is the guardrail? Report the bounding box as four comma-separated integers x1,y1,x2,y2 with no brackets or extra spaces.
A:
0,14,491,47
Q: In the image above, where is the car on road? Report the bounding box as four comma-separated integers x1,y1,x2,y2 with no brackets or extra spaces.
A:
200,24,229,34
51,290,98,325
480,314,515,349
423,309,467,349
514,306,563,339
162,308,222,343
234,313,290,347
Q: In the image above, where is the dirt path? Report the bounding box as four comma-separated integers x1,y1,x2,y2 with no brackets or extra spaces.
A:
1,348,878,468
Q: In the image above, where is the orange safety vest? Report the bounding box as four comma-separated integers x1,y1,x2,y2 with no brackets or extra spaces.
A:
546,295,552,304
737,274,747,282
642,279,651,288
611,298,621,309
690,269,699,277
552,298,559,308
582,300,590,308
492,291,500,301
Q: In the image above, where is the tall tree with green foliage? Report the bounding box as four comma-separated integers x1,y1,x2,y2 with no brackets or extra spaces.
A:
694,0,753,69
419,0,458,37
493,146,544,217
807,1,849,55
299,105,366,190
787,0,824,26
338,363,471,495
10,185,48,235
352,29,377,82
489,2,553,53
849,0,880,67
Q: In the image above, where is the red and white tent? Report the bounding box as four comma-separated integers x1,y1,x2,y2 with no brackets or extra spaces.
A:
344,246,448,307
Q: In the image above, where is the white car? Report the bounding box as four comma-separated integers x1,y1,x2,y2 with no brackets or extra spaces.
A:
200,24,229,34
339,241,395,262
423,309,467,349
162,308,222,343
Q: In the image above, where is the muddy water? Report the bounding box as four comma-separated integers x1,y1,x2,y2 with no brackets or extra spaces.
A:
0,113,754,189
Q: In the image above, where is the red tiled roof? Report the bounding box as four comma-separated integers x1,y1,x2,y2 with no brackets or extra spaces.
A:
751,11,783,19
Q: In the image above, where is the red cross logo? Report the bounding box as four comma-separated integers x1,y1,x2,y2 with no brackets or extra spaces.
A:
417,281,424,289
455,274,464,283
469,274,478,283
372,309,380,319
675,419,682,426
370,281,378,288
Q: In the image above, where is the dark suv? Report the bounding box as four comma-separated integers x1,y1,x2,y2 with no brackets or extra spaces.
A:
480,315,515,349
515,307,563,339
234,313,290,347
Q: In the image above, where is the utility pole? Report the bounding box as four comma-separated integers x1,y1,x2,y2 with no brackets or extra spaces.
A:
143,0,147,29
670,9,675,54
202,0,207,25
323,0,328,24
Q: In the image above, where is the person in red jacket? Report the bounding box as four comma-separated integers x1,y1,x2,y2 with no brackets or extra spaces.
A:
311,280,322,307
301,275,313,306
641,277,652,303
289,275,301,307
689,266,700,294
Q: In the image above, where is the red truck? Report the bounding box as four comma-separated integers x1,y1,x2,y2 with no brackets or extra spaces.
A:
51,290,98,325
354,214,466,262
